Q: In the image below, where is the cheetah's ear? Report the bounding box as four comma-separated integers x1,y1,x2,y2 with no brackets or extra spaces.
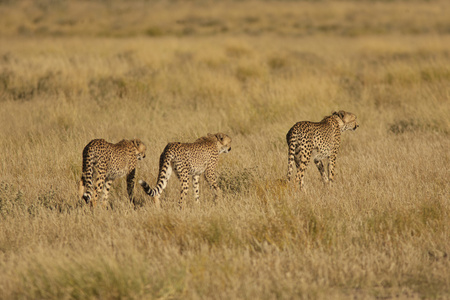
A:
207,133,221,141
333,111,346,119
132,139,141,148
215,133,224,142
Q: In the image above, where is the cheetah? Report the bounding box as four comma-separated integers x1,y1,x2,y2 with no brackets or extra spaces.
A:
78,138,147,207
139,133,232,208
286,111,358,190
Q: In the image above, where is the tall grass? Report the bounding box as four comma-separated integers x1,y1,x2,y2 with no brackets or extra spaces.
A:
1,1,449,299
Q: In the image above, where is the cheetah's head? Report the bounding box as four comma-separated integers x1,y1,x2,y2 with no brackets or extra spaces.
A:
209,133,232,154
132,139,147,160
333,111,359,132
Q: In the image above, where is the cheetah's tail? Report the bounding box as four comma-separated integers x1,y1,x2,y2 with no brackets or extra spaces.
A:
139,146,174,197
138,169,170,197
286,135,296,182
287,149,295,181
80,142,97,204
138,179,155,196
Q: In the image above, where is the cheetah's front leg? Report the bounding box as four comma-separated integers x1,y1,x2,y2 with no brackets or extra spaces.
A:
205,167,221,203
314,158,329,184
327,153,338,184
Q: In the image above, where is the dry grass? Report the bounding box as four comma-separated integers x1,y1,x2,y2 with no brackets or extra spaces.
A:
0,1,449,299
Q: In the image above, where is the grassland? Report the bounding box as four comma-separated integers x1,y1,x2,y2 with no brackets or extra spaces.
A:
0,0,449,299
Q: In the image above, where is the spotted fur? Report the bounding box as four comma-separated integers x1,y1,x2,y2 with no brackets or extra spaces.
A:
286,111,358,190
139,133,232,208
78,139,146,207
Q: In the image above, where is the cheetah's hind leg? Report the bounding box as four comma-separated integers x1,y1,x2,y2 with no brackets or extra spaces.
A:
294,150,311,191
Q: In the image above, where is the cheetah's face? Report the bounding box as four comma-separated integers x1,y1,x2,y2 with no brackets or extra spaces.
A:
213,133,232,154
132,139,147,160
334,111,359,132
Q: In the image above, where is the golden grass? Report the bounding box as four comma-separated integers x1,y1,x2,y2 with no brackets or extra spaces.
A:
0,1,450,299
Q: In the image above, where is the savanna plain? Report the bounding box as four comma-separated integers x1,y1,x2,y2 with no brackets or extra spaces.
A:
0,1,449,299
